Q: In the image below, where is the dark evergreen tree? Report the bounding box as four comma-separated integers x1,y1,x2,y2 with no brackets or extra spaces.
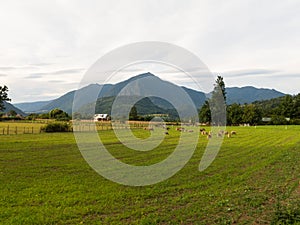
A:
129,106,138,120
0,85,11,111
199,100,211,124
209,76,227,126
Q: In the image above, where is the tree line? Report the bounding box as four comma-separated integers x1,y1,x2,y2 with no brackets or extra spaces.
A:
199,77,300,125
1,82,300,125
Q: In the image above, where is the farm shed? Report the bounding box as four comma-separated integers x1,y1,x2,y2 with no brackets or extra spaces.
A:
94,114,110,121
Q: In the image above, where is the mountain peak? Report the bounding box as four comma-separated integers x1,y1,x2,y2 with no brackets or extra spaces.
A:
126,72,156,82
137,72,155,77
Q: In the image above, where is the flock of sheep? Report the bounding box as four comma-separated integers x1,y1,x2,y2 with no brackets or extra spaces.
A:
144,126,237,139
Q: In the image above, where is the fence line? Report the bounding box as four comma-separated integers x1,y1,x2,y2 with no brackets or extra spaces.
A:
0,126,42,135
0,121,180,135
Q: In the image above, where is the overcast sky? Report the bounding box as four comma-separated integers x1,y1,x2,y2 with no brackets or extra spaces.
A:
0,0,299,103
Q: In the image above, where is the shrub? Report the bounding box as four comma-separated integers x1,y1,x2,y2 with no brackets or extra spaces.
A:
41,122,72,133
271,203,300,224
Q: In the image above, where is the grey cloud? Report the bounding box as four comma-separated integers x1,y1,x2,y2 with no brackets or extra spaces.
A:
29,62,53,67
52,68,84,75
278,73,300,78
221,69,279,77
0,66,21,71
26,74,43,79
0,66,36,71
26,68,85,79
48,80,65,83
159,66,210,74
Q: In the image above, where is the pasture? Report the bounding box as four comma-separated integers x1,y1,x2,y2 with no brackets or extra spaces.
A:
0,121,45,135
0,124,299,224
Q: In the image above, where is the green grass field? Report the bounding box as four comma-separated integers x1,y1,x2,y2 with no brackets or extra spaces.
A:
0,125,299,224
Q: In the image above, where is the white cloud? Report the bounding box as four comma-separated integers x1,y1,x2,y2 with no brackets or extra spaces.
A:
0,0,299,103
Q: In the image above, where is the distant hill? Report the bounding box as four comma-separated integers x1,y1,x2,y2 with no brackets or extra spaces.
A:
78,96,179,119
226,86,285,104
2,101,26,116
35,84,111,114
12,73,287,115
14,100,51,113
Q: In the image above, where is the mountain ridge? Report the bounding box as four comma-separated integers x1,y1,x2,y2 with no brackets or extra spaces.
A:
1,102,26,116
12,73,286,114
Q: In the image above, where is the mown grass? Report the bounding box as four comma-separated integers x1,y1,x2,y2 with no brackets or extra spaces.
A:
0,125,299,224
0,122,45,135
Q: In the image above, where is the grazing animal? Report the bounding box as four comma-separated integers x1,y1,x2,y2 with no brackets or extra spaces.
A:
176,127,185,131
201,131,208,135
207,134,212,139
200,128,206,132
164,131,169,135
224,131,229,135
144,127,154,131
227,133,231,138
231,131,237,135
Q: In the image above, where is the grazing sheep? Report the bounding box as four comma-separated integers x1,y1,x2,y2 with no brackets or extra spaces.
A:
144,127,154,131
200,128,206,132
224,131,229,135
201,131,208,135
231,131,237,135
176,127,185,132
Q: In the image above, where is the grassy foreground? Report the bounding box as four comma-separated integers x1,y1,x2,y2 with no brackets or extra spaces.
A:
0,125,299,224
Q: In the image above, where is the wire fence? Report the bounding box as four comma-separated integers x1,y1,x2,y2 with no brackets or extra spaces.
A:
0,121,181,135
0,125,43,135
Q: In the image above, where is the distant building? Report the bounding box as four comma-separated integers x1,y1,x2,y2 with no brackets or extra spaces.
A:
262,117,290,122
94,114,110,121
262,117,271,122
147,114,169,118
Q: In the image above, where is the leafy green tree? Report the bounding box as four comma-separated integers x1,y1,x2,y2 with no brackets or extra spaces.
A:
129,106,138,120
26,113,38,120
227,103,243,125
8,110,17,117
280,95,294,118
39,113,50,119
242,104,262,125
292,94,300,118
49,108,70,121
271,115,288,125
0,85,11,111
199,100,211,124
72,112,82,120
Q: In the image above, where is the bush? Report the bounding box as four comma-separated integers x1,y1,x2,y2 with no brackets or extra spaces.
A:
290,119,300,125
271,204,300,224
41,122,72,133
